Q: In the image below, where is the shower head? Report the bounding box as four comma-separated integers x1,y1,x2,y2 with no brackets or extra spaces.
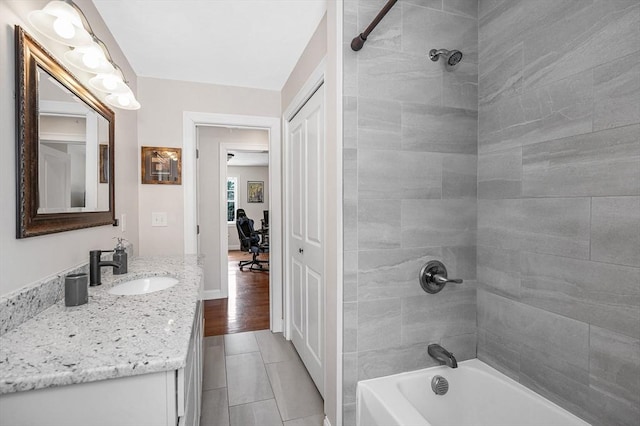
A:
429,49,463,68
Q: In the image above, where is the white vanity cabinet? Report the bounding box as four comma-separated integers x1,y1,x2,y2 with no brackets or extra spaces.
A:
0,301,203,426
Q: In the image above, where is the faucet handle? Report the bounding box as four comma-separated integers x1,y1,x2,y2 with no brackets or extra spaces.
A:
419,260,463,294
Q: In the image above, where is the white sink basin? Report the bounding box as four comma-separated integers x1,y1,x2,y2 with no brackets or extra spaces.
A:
108,276,179,295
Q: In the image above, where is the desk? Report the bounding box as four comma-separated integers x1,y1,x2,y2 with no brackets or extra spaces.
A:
257,226,269,247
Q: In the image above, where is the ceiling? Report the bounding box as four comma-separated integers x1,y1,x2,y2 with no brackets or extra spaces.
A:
91,0,327,91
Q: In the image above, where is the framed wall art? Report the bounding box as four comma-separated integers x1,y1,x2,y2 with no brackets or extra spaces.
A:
141,146,182,185
99,144,109,183
247,181,264,203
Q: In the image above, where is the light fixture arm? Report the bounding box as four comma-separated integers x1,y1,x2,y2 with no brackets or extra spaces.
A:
60,0,130,85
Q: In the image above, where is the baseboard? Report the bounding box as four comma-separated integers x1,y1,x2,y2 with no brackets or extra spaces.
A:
202,289,223,300
228,245,240,250
323,416,331,426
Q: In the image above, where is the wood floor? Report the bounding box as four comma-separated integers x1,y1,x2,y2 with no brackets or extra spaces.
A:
204,250,270,336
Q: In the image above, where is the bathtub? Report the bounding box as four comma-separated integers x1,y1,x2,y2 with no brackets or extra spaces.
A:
356,359,590,426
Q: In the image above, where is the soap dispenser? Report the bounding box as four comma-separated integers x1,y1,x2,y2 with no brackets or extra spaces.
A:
112,237,128,275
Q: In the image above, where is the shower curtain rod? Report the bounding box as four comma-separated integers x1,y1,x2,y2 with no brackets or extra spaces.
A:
350,0,398,51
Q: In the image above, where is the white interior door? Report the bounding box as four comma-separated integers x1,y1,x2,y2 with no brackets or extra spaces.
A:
287,86,325,397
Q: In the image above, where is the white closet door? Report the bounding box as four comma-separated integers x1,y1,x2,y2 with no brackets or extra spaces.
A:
287,85,325,397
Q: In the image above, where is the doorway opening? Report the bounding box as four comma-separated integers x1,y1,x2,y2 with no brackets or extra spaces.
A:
183,112,283,335
200,128,271,335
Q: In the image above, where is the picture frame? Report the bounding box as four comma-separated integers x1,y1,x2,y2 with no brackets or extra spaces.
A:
99,144,109,183
247,181,264,203
141,146,182,185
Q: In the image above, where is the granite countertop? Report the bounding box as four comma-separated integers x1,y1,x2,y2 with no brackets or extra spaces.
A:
0,256,203,395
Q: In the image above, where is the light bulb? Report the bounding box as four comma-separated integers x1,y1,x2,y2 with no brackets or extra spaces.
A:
103,75,119,91
53,16,75,39
82,51,100,69
118,95,131,107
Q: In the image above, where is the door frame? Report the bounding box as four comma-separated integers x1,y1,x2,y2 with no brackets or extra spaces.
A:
282,59,325,341
183,112,283,332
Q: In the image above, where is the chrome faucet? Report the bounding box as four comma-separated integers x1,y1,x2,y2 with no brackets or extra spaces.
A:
89,250,121,286
428,344,458,368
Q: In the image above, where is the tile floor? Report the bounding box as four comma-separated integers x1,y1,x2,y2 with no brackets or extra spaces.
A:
200,330,325,426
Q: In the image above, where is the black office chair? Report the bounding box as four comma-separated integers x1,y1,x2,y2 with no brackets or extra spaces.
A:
236,209,269,271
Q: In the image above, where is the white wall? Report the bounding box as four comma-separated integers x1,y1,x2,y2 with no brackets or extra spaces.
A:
136,77,280,256
0,0,139,297
281,14,327,111
227,166,269,248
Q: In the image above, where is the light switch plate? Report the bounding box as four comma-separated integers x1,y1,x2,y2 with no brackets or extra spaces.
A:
151,212,168,227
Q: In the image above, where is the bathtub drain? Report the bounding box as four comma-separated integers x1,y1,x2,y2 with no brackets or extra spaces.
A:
431,375,449,395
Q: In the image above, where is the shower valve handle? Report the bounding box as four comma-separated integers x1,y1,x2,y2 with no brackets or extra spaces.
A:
419,260,463,294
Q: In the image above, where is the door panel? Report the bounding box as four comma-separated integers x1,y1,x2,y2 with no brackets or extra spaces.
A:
292,259,303,337
287,85,325,397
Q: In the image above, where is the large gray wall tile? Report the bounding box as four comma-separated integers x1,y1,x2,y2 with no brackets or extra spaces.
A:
358,200,401,249
401,287,476,345
401,199,476,248
403,3,478,63
478,41,522,106
519,348,590,420
343,149,357,203
357,149,404,199
358,247,442,300
357,342,439,381
443,0,478,19
477,147,521,199
476,245,520,299
343,353,358,405
358,298,402,351
478,290,590,371
588,326,640,426
442,154,477,199
358,1,402,51
343,302,358,353
443,62,478,111
591,197,640,267
477,327,520,381
358,47,441,104
519,198,591,260
479,70,594,154
522,124,640,197
357,97,401,150
521,252,640,339
593,51,640,131
476,1,640,423
440,332,477,361
343,251,358,302
343,97,357,149
522,1,639,91
477,199,520,250
402,103,477,154
344,199,358,251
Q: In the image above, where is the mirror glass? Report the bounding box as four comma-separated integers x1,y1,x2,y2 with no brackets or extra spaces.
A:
37,66,110,213
16,26,115,238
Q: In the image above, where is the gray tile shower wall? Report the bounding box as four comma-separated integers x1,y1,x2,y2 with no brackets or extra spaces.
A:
342,0,478,422
477,1,640,425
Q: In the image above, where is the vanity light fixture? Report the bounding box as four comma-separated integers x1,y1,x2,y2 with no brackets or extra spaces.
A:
28,0,141,110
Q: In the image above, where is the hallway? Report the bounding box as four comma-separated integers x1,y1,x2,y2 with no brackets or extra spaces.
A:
199,331,324,426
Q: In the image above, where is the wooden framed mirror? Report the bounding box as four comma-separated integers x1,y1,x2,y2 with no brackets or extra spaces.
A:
15,26,115,238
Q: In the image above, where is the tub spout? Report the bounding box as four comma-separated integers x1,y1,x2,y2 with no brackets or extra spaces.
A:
428,344,458,368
